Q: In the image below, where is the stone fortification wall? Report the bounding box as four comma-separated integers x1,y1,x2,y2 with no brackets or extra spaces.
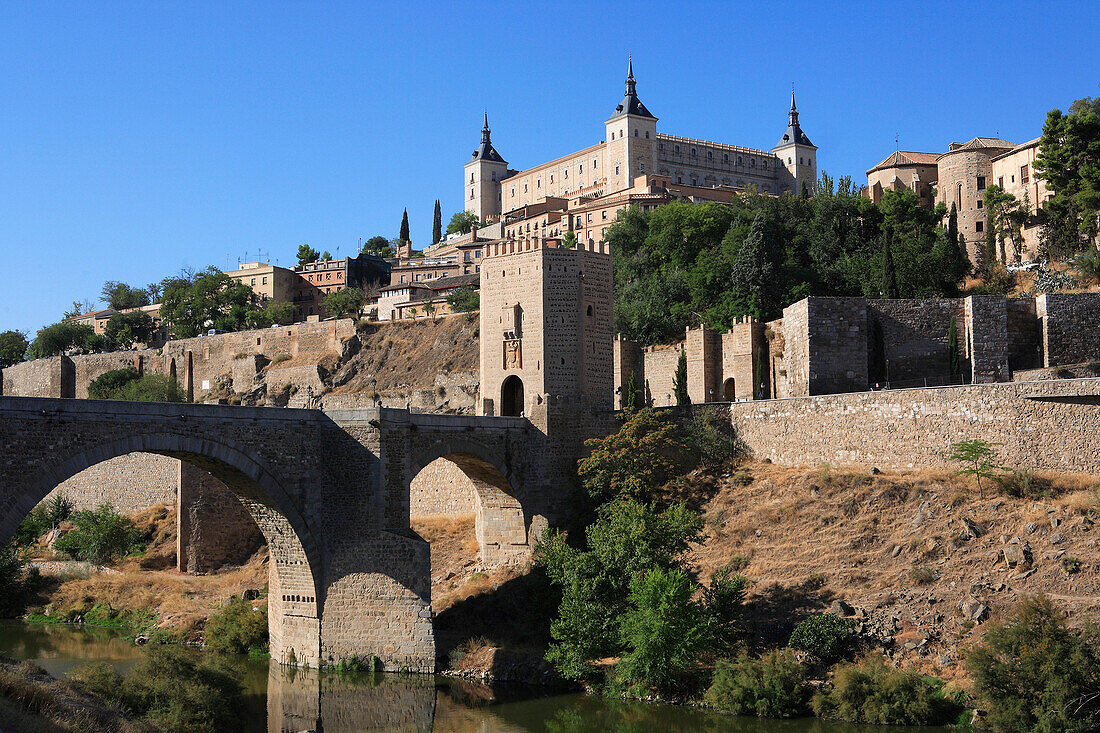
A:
320,371,479,414
1039,293,1100,367
1014,362,1100,382
1007,297,1042,371
642,346,680,407
803,297,868,395
728,378,1100,475
0,319,356,402
868,299,962,383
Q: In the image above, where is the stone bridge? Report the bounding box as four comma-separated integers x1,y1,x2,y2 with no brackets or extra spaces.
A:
0,396,540,671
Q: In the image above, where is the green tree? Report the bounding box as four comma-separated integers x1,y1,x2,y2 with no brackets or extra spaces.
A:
28,321,104,359
729,212,778,320
617,566,709,693
788,613,857,663
446,211,483,236
244,300,294,329
320,251,333,261
158,267,258,338
705,650,811,718
100,281,151,311
296,244,320,265
1034,98,1100,253
984,185,1025,264
577,408,696,505
63,299,96,319
445,285,479,313
623,369,640,412
882,231,899,298
362,235,394,258
0,330,29,368
422,300,437,320
104,310,157,348
104,374,187,403
967,595,1100,733
432,199,442,244
561,230,577,249
812,658,962,726
673,349,690,406
321,287,364,319
205,596,268,655
399,208,410,242
945,439,1002,498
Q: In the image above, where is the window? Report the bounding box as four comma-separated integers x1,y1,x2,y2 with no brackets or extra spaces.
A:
737,155,743,165
675,145,680,153
691,148,697,156
536,178,540,189
998,176,1004,187
634,129,638,137
250,278,256,286
677,176,682,183
763,160,768,169
692,178,697,185
800,157,804,165
750,158,756,168
470,173,474,183
977,176,986,190
610,132,614,140
262,277,267,285
587,213,592,222
564,169,568,179
511,187,515,196
707,151,712,159
549,174,553,183
789,158,792,164
470,189,474,199
602,210,608,220
524,183,528,193
1021,164,1029,184
639,162,645,173
977,199,983,209
976,221,984,233
659,142,664,150
645,131,649,139
579,164,583,172
615,162,620,175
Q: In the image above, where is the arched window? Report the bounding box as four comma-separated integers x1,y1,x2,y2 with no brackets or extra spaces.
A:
723,378,736,401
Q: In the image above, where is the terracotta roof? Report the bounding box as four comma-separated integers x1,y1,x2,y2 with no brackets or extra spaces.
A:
940,137,1017,157
428,274,479,291
991,137,1042,162
867,150,941,174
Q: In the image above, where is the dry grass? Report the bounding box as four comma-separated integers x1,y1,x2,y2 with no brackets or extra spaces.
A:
688,460,1100,684
0,658,135,732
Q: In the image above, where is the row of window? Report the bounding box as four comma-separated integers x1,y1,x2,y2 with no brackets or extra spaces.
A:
610,128,651,140
658,142,773,170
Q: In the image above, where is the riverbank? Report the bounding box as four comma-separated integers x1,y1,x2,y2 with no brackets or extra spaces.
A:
0,654,134,732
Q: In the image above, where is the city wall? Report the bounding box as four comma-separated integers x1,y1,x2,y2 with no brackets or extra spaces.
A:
726,378,1100,475
618,293,1100,405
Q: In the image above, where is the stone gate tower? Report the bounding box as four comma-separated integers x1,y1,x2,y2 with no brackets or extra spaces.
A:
478,238,614,523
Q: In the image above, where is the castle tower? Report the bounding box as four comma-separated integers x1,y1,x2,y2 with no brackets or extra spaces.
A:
604,59,658,195
772,91,817,196
464,112,509,222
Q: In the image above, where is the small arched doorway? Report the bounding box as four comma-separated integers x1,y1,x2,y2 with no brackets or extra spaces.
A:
500,375,524,417
722,378,736,401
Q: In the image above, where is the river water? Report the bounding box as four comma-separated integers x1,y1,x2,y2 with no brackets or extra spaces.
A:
0,620,946,732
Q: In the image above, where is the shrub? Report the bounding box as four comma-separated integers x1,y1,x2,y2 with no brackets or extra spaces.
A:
703,566,749,656
998,468,1053,499
54,504,145,564
108,374,187,402
967,595,1100,732
204,595,268,655
88,367,141,399
705,649,811,718
911,566,938,585
1074,247,1100,281
73,646,244,733
812,658,963,725
13,507,50,549
0,543,28,615
788,613,857,663
1062,556,1083,574
616,566,709,694
683,409,738,467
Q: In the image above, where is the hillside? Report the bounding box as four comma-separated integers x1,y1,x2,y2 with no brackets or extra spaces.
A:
688,461,1099,683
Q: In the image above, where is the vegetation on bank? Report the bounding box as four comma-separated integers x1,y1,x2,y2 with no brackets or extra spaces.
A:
536,407,1100,730
89,367,188,402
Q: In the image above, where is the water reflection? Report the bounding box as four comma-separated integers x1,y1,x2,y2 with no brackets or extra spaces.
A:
267,663,435,733
0,621,944,733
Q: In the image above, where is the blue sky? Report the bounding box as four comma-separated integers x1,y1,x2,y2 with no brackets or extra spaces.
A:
2,1,1097,335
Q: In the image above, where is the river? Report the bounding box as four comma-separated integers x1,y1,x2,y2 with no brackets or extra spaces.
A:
0,620,947,732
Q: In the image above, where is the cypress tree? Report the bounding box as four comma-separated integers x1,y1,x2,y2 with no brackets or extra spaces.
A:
882,232,899,298
673,349,690,406
432,200,442,245
755,347,767,400
624,370,639,412
730,212,777,320
399,208,410,243
947,203,959,250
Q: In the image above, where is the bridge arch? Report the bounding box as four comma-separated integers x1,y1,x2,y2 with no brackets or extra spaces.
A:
408,439,529,567
1,432,323,667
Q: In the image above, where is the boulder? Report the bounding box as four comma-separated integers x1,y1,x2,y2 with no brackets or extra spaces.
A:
959,599,990,623
1002,544,1031,568
960,518,982,539
830,600,856,617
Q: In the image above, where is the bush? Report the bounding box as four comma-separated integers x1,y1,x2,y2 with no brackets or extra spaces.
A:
204,595,268,655
705,649,811,718
54,504,145,564
27,321,103,359
0,543,28,615
615,566,709,694
73,646,244,733
88,367,141,399
683,409,738,467
812,658,963,725
1074,247,1100,281
788,613,857,663
997,468,1053,499
967,595,1100,732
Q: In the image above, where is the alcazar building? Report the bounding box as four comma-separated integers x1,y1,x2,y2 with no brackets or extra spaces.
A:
458,62,817,249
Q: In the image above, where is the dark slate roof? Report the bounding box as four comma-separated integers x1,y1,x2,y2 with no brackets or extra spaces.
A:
471,112,507,164
610,59,656,120
775,92,814,149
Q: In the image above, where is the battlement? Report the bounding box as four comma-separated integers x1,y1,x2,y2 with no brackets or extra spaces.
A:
481,238,611,259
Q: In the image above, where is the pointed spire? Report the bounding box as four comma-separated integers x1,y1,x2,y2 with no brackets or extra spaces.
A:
610,57,655,120
789,84,799,127
471,111,506,164
482,110,491,143
775,85,813,150
625,55,636,96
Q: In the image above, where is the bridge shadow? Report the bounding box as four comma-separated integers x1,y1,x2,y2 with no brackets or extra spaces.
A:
433,567,559,676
